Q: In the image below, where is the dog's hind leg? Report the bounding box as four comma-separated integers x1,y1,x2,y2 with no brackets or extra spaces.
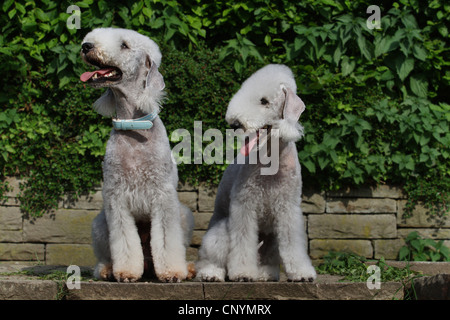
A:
180,204,196,280
91,209,113,280
196,218,229,282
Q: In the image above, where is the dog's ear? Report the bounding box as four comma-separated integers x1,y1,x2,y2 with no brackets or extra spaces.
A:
275,85,305,142
282,86,305,122
136,56,166,114
93,88,116,117
145,56,165,91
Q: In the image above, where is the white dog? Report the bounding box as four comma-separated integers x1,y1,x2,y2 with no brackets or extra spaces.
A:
196,64,316,282
80,28,194,283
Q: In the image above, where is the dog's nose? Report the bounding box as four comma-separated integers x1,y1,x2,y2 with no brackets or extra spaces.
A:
229,120,243,130
82,42,94,54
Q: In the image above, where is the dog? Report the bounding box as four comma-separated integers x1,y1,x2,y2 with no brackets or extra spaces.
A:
196,64,316,282
80,28,194,283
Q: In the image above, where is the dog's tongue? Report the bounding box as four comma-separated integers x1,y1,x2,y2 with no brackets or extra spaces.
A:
80,68,114,82
240,133,259,156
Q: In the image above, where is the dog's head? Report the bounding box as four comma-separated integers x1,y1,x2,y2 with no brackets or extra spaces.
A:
80,28,165,116
225,64,305,156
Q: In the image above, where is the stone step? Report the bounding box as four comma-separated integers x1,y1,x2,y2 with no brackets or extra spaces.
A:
1,263,448,301
0,275,404,300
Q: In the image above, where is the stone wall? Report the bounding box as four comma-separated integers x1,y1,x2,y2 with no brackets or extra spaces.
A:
1,177,449,266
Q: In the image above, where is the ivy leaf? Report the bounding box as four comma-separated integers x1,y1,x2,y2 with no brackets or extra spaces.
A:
410,74,428,98
395,55,414,82
412,45,427,61
341,56,355,76
398,246,410,260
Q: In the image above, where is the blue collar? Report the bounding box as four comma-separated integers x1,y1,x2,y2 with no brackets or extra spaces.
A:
112,112,158,130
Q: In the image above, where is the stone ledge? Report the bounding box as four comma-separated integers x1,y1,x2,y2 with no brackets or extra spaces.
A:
0,279,59,300
201,279,403,300
308,214,397,239
404,274,450,300
1,263,449,300
327,185,405,199
0,276,404,300
326,198,397,213
67,281,205,300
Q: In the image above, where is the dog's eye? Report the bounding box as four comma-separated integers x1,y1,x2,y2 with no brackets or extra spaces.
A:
260,98,269,106
121,42,129,49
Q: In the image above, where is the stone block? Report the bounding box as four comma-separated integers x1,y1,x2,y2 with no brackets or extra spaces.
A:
193,211,212,230
0,243,45,261
309,239,373,259
308,214,397,239
404,274,450,300
301,191,326,214
1,198,20,206
178,191,198,212
202,280,403,300
46,244,96,266
177,182,197,191
191,230,206,246
2,177,24,198
0,280,59,300
186,246,198,262
327,198,397,213
63,191,103,210
373,239,405,260
66,282,204,300
23,209,97,244
327,185,405,199
397,200,450,228
198,183,217,212
398,228,450,240
0,206,23,242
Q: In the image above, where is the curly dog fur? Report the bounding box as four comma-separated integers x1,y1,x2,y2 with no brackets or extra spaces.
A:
81,28,194,283
196,64,316,282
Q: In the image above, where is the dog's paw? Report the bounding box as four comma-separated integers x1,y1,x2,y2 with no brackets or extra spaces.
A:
228,266,259,282
113,270,142,283
286,265,317,282
94,263,114,281
228,271,258,282
186,262,196,280
157,270,188,283
196,264,225,282
230,276,255,282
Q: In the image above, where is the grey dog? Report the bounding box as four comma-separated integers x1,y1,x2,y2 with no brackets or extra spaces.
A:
80,28,194,283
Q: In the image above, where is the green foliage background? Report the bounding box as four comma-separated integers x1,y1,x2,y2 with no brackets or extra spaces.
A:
0,0,449,217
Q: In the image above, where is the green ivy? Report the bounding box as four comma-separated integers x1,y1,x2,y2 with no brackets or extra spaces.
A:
0,0,449,217
398,232,450,262
317,251,421,283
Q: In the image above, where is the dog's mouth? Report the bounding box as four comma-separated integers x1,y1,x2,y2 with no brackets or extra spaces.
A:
80,57,123,84
80,67,122,83
241,125,272,156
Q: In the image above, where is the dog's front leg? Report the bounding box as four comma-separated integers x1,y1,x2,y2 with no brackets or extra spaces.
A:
275,205,316,282
105,204,144,282
227,200,260,281
150,189,188,283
